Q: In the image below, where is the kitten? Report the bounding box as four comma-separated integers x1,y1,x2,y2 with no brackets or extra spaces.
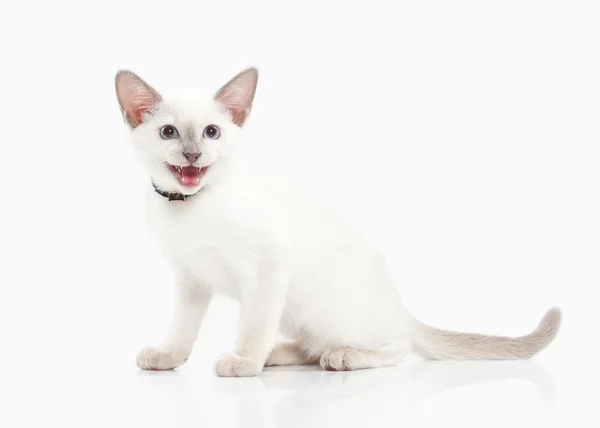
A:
115,68,561,376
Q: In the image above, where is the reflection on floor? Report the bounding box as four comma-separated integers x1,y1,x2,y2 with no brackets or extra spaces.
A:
136,359,557,427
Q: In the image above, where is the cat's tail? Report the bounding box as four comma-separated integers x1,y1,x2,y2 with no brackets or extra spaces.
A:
410,307,561,360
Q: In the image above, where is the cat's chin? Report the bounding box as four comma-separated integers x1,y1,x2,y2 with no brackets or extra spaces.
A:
166,163,210,188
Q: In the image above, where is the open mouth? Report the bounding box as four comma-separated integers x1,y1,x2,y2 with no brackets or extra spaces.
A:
167,164,209,187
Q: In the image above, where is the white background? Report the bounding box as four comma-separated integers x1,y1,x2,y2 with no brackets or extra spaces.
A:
1,1,598,427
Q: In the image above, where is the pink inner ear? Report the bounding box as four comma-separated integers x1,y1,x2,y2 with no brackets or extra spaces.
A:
215,68,258,127
116,71,161,128
127,94,155,126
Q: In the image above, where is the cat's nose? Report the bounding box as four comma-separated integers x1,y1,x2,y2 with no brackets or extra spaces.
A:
184,152,200,163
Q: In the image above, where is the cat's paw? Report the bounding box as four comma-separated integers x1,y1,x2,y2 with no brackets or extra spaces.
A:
320,348,362,371
136,346,187,371
214,353,262,377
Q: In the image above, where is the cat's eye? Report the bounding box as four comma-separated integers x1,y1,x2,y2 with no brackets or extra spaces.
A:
203,125,220,140
159,125,179,140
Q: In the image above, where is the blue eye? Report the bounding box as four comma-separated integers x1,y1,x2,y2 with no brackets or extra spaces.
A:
203,124,220,140
159,125,179,140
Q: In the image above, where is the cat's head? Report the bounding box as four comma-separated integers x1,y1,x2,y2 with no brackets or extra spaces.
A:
115,68,258,195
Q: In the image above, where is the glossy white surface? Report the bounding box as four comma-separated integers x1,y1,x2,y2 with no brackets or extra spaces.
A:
4,348,592,428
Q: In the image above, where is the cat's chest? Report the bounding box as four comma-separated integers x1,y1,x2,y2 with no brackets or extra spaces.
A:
145,192,260,295
148,200,227,253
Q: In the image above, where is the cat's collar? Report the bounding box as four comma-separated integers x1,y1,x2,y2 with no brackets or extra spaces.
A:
151,181,197,201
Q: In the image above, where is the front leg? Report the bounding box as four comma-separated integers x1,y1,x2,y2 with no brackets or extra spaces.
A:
137,271,211,370
215,264,289,377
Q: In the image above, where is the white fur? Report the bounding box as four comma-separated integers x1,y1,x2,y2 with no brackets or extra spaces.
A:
116,69,561,377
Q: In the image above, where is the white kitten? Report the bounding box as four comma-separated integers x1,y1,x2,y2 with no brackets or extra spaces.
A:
115,68,561,377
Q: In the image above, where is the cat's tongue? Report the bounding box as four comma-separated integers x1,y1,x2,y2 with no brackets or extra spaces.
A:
180,166,201,186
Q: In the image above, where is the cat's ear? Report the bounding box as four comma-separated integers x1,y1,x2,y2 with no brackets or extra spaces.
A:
115,70,162,128
214,68,258,127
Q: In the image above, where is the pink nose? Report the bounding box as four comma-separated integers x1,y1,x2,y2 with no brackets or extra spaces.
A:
184,152,200,163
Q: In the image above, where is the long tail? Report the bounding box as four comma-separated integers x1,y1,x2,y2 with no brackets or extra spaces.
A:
410,307,561,360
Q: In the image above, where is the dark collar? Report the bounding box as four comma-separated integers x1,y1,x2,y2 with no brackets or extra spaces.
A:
152,181,197,201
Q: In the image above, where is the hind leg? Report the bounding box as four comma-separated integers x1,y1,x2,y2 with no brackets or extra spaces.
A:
320,346,408,371
265,342,319,366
